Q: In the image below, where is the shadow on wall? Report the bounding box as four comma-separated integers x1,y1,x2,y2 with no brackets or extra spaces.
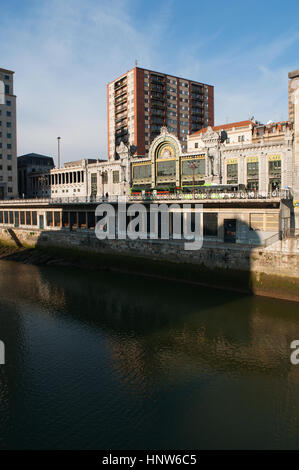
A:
0,217,262,295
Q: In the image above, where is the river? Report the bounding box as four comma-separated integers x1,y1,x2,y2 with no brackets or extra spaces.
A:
0,259,298,449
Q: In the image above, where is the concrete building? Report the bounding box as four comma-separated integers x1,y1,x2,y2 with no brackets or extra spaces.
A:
288,69,299,122
0,67,17,199
288,69,299,228
18,153,54,198
29,153,130,199
107,67,214,160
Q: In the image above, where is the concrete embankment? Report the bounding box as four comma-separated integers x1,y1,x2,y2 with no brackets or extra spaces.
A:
0,226,298,302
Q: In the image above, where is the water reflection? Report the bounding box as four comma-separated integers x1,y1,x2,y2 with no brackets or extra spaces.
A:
0,260,299,449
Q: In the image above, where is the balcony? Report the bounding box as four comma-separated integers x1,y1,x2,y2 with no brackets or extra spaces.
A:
151,108,165,116
114,79,127,90
115,95,127,106
115,128,128,137
151,91,165,100
115,120,128,131
115,105,127,115
151,84,165,92
191,109,204,117
151,76,164,85
151,100,166,110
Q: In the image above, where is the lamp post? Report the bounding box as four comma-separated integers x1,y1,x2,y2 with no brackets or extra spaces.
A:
38,174,47,198
57,136,61,169
187,161,198,199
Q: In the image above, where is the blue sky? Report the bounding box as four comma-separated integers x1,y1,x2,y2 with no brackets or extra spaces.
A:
1,0,299,163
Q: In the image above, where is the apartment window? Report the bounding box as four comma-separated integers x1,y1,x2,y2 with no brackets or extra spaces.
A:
7,144,11,149
6,122,11,128
5,85,9,94
238,135,245,142
6,111,11,117
7,187,12,193
4,75,9,80
7,165,12,171
194,142,198,148
6,100,11,106
6,133,11,138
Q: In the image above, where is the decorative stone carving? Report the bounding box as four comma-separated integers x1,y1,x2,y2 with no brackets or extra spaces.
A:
115,141,129,159
201,126,219,146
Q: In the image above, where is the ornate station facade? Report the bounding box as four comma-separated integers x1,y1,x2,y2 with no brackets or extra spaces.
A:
131,122,294,194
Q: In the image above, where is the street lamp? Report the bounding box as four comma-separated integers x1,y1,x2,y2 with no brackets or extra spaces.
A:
57,136,61,169
187,161,199,199
38,174,47,198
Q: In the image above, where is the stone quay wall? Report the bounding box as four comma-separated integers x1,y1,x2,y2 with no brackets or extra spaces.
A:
0,226,298,280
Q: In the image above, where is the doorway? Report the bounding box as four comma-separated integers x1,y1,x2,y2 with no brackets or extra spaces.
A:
224,219,236,243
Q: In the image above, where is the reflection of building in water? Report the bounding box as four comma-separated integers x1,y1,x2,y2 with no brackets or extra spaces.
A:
19,265,297,393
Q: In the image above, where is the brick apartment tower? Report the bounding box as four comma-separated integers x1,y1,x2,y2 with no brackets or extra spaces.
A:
0,68,17,199
107,67,214,160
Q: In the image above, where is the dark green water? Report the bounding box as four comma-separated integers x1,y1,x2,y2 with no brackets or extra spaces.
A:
0,259,299,449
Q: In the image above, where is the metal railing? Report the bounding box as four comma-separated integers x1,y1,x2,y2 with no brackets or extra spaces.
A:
129,189,291,201
0,189,292,206
0,195,120,205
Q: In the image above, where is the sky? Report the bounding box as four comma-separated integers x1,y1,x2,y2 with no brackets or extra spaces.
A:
1,0,299,164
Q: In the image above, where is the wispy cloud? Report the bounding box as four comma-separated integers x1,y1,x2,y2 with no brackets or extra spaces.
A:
0,0,167,163
0,0,298,163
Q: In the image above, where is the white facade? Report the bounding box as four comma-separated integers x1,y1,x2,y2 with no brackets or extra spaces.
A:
30,152,131,199
0,68,18,199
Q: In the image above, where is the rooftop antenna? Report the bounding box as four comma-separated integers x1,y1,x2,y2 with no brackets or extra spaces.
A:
135,59,138,67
